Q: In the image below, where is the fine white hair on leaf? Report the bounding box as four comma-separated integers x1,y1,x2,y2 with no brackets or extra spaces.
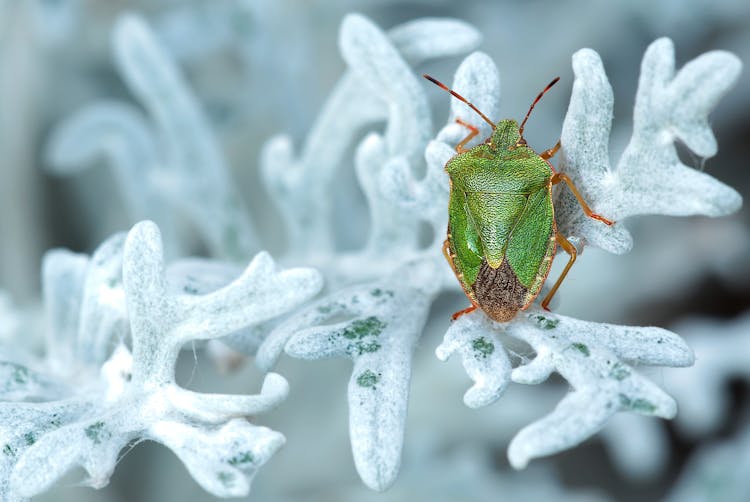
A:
435,313,512,408
439,308,692,470
555,38,742,254
26,9,744,498
264,279,432,491
431,39,738,472
253,14,486,491
260,15,480,260
0,221,323,500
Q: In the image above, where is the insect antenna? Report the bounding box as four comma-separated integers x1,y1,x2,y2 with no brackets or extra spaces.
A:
423,74,495,129
518,77,560,139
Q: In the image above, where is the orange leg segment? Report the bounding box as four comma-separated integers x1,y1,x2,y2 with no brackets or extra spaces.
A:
541,140,561,160
541,233,577,311
452,305,478,320
454,118,479,153
552,173,615,225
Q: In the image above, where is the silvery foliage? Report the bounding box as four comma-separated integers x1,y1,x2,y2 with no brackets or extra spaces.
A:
663,313,750,437
665,425,750,502
554,38,742,253
603,312,750,484
24,8,743,497
435,39,740,470
256,14,741,489
45,14,257,261
0,221,323,500
256,14,480,490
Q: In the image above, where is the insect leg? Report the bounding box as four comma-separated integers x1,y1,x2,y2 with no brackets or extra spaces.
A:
451,305,478,320
551,173,615,225
442,239,457,271
540,140,561,160
455,118,479,153
541,233,577,311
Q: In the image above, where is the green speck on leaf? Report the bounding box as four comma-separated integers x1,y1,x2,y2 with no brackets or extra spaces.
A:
228,451,254,466
471,337,495,359
217,471,235,487
570,343,590,357
631,398,657,413
85,421,109,444
357,369,381,388
183,284,199,294
610,363,630,381
531,315,559,330
338,317,387,356
12,365,29,384
23,432,35,445
370,288,394,298
355,340,381,355
3,444,15,457
342,317,386,339
619,394,657,414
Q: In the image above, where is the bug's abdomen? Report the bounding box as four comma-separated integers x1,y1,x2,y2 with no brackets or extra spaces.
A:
471,186,556,322
472,259,527,322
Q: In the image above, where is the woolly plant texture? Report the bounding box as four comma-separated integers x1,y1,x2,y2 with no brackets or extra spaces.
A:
4,9,741,500
0,221,322,500
256,13,740,490
46,14,258,261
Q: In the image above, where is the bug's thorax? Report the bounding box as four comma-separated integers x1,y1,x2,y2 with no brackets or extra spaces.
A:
445,120,553,195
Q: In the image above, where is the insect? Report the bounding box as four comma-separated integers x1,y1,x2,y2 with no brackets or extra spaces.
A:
424,74,614,322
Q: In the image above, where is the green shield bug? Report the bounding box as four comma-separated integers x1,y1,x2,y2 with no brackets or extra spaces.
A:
424,74,614,322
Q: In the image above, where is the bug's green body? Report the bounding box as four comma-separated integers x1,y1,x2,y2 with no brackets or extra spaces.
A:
445,119,556,322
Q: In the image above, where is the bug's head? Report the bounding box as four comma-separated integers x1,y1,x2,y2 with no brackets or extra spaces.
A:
490,119,522,151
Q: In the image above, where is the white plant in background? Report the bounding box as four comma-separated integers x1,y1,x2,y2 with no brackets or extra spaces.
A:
46,15,258,261
2,8,743,501
0,221,322,500
664,313,750,437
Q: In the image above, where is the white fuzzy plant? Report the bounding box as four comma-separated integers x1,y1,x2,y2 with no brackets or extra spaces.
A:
0,221,322,500
46,14,258,261
257,13,741,490
4,9,742,500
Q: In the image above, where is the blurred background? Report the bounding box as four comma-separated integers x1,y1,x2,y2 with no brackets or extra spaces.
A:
1,0,749,501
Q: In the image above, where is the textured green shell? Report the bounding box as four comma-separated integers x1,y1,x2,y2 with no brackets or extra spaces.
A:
445,119,555,313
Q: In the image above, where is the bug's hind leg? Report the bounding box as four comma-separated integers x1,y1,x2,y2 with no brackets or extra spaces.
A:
451,305,478,320
541,140,561,160
541,233,577,311
454,118,479,153
552,172,615,225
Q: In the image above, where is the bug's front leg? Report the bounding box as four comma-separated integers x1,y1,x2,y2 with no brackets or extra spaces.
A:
540,140,561,160
551,173,615,225
454,118,479,153
541,233,577,311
